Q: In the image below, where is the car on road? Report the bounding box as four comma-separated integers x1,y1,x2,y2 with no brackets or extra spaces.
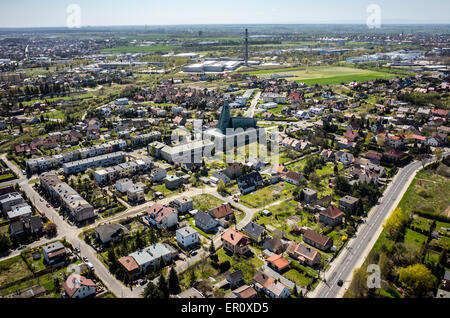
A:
337,280,344,287
46,203,50,208
190,251,198,256
18,245,27,250
138,278,147,286
86,262,94,271
83,256,89,262
233,198,239,203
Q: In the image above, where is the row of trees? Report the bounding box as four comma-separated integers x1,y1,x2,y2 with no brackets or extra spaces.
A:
142,267,181,298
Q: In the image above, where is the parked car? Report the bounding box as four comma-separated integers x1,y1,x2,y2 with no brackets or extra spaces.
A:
83,256,89,262
337,280,344,287
46,204,50,208
138,278,147,286
75,247,81,253
190,251,198,257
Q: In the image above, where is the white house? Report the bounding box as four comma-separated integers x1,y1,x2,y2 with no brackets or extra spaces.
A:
63,275,96,298
176,226,200,249
115,179,134,193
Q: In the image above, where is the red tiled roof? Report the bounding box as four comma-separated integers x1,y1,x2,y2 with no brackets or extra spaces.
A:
118,256,139,273
222,228,250,247
321,206,344,219
209,203,233,219
63,275,96,298
303,229,333,248
266,254,290,271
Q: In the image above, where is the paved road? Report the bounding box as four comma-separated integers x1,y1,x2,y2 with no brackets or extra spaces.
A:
311,154,448,298
1,154,135,298
246,91,261,118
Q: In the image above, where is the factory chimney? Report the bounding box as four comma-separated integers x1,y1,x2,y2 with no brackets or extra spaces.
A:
244,28,249,67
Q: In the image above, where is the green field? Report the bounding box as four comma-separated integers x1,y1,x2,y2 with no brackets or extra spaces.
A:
101,45,181,54
192,194,224,211
246,66,397,85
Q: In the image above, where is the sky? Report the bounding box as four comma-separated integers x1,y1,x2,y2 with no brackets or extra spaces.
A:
0,0,449,28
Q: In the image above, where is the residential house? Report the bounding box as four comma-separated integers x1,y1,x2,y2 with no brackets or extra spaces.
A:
151,168,167,182
303,229,333,251
243,222,266,243
176,226,199,249
302,188,318,204
237,172,263,195
165,175,183,190
210,171,231,185
127,185,145,204
119,243,178,275
144,204,178,229
225,163,242,179
286,241,321,267
319,206,344,227
284,171,304,186
335,151,354,166
252,272,290,298
173,197,194,214
263,237,287,254
232,285,257,298
266,254,290,272
194,210,218,233
221,228,250,255
63,275,96,298
226,270,245,289
209,203,234,226
95,223,128,245
42,242,68,266
339,196,359,214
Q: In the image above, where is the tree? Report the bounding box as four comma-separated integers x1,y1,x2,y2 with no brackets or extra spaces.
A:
43,223,57,237
334,164,339,175
438,249,447,267
54,276,61,291
168,267,181,295
142,281,164,298
107,249,116,265
346,266,368,298
384,208,408,242
398,264,435,297
158,274,169,298
0,232,12,254
209,240,215,254
292,284,298,297
217,179,226,195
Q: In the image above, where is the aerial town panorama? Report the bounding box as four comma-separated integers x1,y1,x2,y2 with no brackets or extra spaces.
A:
0,0,449,307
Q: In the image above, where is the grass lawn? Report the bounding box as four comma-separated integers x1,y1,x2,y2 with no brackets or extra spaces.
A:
398,169,450,218
217,249,264,281
283,269,312,287
101,45,182,54
184,216,213,238
239,182,295,209
0,255,33,288
436,221,450,236
192,194,224,211
248,66,397,85
404,229,428,248
410,215,433,232
152,184,181,198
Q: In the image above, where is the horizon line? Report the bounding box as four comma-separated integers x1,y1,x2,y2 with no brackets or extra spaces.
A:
1,22,450,30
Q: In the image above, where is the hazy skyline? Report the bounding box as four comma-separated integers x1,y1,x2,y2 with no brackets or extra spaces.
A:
0,0,449,28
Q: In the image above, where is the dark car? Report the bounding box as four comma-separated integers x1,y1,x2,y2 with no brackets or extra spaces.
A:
337,280,344,287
